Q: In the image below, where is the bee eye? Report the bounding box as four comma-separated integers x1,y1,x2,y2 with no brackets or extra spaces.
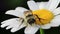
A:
27,18,35,25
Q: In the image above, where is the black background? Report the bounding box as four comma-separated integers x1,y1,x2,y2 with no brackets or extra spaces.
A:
0,0,60,34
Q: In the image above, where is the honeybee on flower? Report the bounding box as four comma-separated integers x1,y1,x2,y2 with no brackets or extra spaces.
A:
1,0,60,34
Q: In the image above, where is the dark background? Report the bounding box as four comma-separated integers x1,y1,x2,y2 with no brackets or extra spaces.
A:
0,0,60,34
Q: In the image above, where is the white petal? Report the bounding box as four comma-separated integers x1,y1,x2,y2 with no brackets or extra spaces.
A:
25,33,35,34
1,18,20,28
6,26,13,30
1,18,20,24
1,18,27,32
5,7,28,17
36,2,48,9
24,25,40,34
1,23,9,28
41,24,51,29
27,1,39,11
50,15,60,27
46,0,60,11
11,28,18,32
11,23,27,32
52,7,60,15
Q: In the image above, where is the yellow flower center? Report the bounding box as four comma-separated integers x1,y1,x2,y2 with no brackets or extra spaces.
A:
32,9,54,25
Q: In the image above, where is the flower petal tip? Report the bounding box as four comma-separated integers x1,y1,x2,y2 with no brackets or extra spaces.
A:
5,10,14,14
0,25,4,28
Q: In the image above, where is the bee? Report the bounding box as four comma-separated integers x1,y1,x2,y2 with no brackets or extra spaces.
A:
20,10,45,25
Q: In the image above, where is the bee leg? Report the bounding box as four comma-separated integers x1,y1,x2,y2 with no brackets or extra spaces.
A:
18,18,25,27
39,19,45,25
22,19,24,23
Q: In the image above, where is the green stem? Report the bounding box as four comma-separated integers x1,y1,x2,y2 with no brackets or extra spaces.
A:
40,28,44,34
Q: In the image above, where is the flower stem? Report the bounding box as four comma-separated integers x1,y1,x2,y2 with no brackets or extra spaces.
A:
40,28,44,34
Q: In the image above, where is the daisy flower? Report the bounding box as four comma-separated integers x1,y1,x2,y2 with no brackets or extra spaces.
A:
1,0,60,34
